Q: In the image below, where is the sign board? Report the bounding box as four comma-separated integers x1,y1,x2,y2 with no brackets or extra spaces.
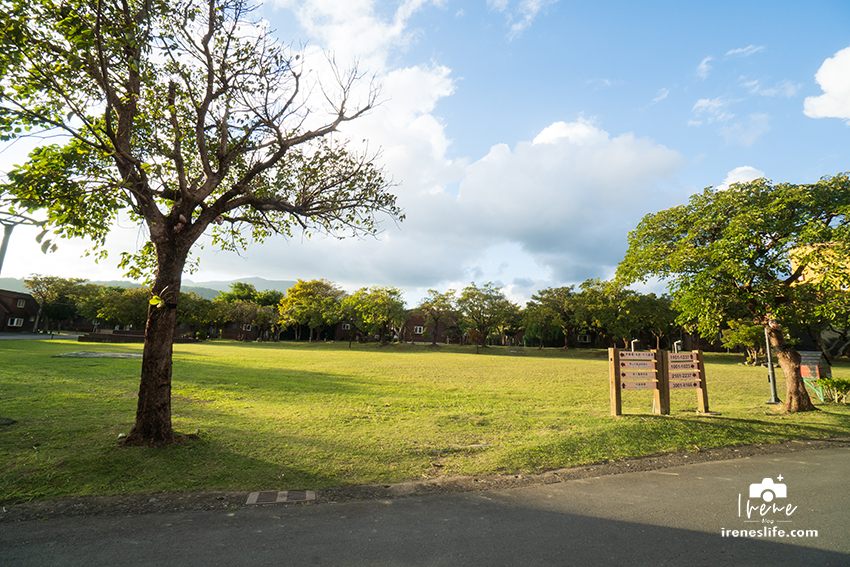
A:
669,371,699,380
620,360,656,369
621,381,657,390
610,348,709,416
620,371,655,380
618,351,655,360
668,352,697,361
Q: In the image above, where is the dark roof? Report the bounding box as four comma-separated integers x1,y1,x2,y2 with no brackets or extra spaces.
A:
0,289,37,315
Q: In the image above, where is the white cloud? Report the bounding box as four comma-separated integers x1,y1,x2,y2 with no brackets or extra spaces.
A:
726,45,765,57
696,56,713,79
1,0,684,306
716,166,765,190
718,113,771,147
275,0,441,69
532,117,608,145
744,78,801,98
691,97,735,124
509,0,558,39
804,45,850,124
652,88,669,104
453,119,683,281
486,0,558,39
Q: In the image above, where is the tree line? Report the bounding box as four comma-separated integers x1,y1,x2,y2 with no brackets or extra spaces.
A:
20,274,692,350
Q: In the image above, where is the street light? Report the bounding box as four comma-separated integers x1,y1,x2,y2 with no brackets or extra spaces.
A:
764,326,781,404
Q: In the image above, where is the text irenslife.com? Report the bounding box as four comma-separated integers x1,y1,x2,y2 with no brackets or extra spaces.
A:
721,528,819,538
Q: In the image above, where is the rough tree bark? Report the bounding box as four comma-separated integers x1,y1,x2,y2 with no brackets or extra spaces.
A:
125,241,188,446
762,320,817,413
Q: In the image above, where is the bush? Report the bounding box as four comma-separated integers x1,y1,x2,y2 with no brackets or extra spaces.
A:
817,377,850,404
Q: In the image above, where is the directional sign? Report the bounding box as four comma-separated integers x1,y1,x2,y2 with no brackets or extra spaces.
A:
621,381,657,390
669,371,699,380
669,362,698,371
620,360,656,369
668,352,697,361
670,381,699,390
620,371,655,380
618,351,655,360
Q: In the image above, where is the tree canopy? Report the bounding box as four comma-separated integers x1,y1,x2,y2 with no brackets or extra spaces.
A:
456,282,516,347
278,278,344,341
617,173,850,411
0,0,402,445
414,289,457,346
342,286,406,345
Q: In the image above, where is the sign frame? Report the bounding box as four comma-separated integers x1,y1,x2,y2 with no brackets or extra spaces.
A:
610,348,709,415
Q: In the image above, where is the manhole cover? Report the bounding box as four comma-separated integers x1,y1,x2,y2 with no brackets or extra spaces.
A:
245,490,316,505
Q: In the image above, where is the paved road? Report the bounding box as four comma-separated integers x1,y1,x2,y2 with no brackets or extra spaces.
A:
2,448,848,566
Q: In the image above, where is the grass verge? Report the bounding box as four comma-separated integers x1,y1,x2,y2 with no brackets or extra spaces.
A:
1,340,848,503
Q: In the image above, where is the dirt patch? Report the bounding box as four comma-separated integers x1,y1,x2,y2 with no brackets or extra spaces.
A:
2,436,848,523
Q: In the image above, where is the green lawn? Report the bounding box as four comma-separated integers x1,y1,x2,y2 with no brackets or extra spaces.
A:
1,339,849,503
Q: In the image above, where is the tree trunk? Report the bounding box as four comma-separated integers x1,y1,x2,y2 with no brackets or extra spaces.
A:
765,324,817,412
124,244,186,447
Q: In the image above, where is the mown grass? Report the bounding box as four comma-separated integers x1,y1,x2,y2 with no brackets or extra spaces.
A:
1,339,849,503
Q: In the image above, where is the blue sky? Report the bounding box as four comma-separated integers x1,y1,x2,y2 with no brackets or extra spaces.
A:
3,0,850,304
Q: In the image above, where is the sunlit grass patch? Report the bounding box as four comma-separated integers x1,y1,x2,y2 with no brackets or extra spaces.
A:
1,340,848,503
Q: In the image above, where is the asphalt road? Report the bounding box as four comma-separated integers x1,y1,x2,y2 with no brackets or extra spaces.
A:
2,447,848,566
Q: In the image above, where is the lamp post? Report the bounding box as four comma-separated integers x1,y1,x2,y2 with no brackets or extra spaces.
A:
764,325,781,404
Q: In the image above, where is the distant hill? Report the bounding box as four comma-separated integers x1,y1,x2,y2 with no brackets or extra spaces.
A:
0,276,296,300
183,277,297,295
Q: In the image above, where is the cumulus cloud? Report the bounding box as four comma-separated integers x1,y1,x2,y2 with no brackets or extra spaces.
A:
2,0,683,306
716,166,765,190
532,117,609,145
804,45,850,124
202,117,683,292
275,0,441,69
453,119,683,281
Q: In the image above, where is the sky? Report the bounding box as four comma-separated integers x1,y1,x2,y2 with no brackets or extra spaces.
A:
2,0,850,305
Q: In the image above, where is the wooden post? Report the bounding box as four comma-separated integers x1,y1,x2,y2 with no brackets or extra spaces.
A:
696,350,709,413
655,349,670,415
609,348,622,416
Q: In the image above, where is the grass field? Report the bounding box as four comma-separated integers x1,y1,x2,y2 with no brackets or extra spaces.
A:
1,339,849,504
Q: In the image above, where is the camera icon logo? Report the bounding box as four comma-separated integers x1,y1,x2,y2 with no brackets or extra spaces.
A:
749,477,787,502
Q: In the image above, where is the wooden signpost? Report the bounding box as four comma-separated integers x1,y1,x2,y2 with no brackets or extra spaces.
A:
610,348,709,415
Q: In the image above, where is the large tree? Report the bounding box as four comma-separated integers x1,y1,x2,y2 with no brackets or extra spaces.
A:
617,174,850,412
414,289,456,346
0,0,402,445
278,278,344,341
456,282,516,347
342,286,406,345
524,286,577,349
23,275,86,332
